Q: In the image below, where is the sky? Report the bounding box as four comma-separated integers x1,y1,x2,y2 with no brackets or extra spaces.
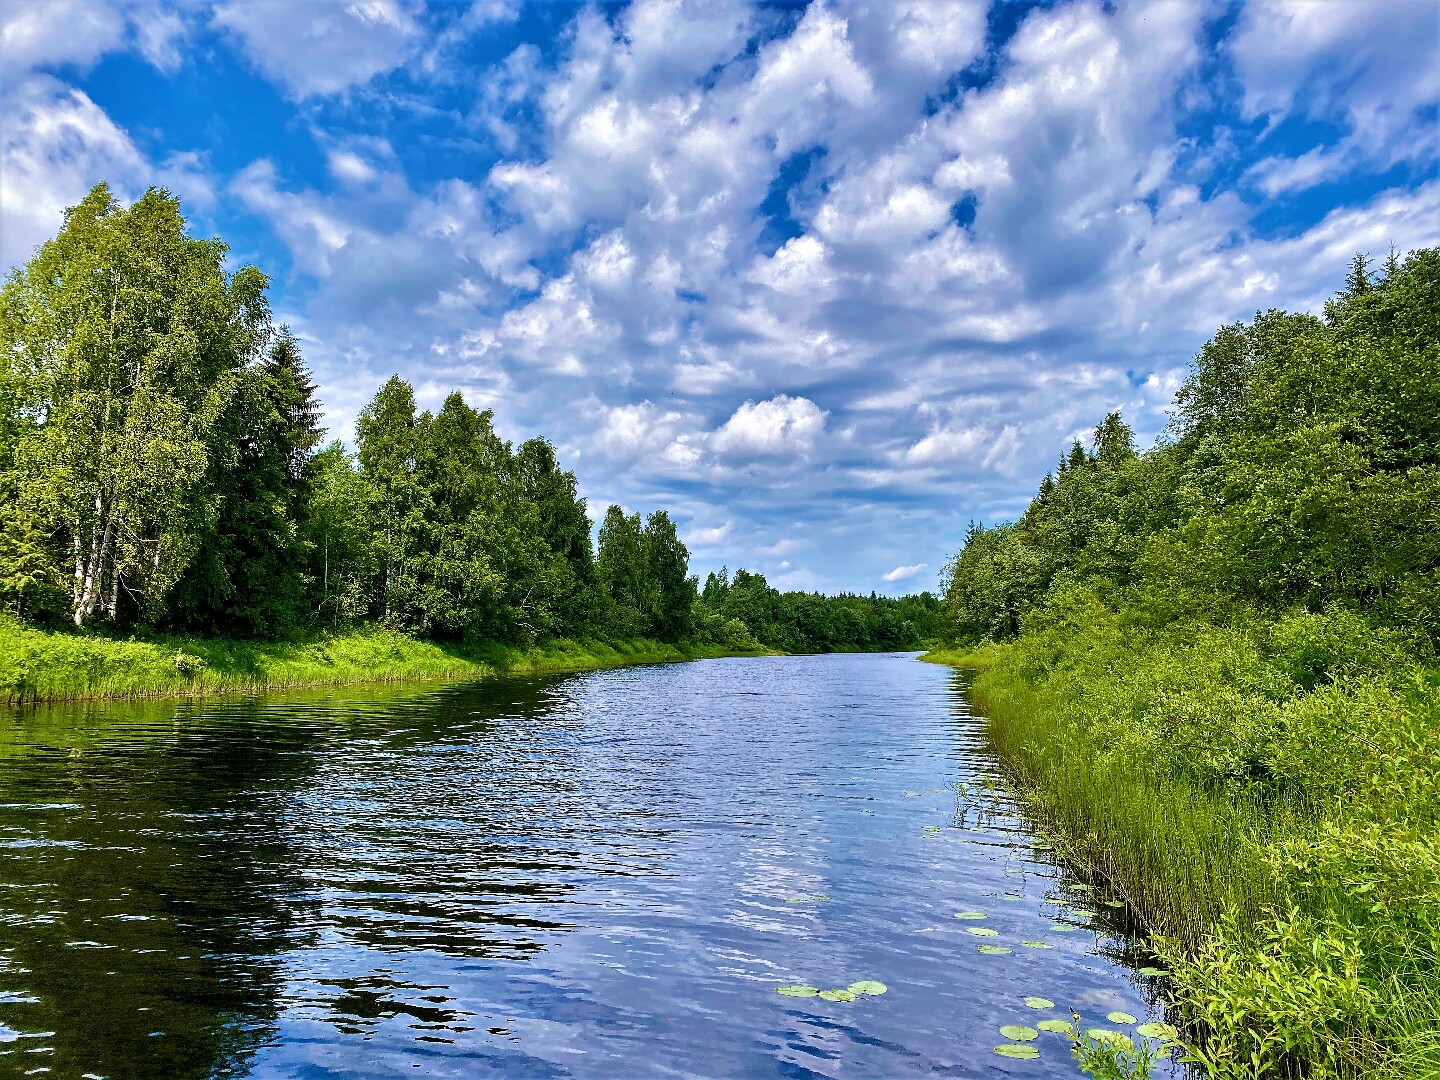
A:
2,0,1437,595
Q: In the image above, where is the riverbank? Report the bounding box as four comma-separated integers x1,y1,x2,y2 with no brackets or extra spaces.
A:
0,619,769,705
922,602,1440,1079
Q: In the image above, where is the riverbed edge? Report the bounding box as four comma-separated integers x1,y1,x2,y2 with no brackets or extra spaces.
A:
0,622,776,705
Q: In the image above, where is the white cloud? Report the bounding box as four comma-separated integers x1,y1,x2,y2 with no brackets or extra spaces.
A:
0,0,124,72
212,0,424,99
882,563,926,583
711,395,828,458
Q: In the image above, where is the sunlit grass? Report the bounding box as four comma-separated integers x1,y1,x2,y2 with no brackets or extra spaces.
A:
924,599,1440,1078
0,616,766,704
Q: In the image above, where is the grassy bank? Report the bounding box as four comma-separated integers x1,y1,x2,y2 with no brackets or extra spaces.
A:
0,618,767,705
923,594,1440,1079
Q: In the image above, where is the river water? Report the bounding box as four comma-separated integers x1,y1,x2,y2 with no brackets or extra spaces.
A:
0,653,1176,1078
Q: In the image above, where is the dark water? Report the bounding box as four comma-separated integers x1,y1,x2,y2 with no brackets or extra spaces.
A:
0,653,1175,1079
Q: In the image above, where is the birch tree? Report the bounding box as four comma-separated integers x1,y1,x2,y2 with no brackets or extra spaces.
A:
0,183,269,627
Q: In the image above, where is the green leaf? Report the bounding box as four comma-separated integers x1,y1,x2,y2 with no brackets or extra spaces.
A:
847,980,887,996
966,926,999,936
953,911,987,920
1023,996,1055,1009
1037,1019,1075,1034
993,1044,1040,1059
999,1025,1039,1042
1107,1011,1137,1025
776,985,819,997
818,988,857,1002
977,944,1012,954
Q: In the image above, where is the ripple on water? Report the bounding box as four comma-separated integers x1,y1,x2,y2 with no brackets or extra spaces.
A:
0,654,1178,1078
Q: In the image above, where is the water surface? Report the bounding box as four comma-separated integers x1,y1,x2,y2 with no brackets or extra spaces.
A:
0,653,1173,1078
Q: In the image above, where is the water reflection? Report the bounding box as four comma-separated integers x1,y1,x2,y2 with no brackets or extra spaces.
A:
1,655,1179,1079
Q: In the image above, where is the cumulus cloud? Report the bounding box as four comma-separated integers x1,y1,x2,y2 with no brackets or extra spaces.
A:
711,396,828,458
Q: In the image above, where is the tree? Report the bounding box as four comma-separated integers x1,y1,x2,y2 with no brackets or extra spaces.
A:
355,376,423,625
643,510,695,641
0,183,270,627
166,329,324,636
597,505,649,637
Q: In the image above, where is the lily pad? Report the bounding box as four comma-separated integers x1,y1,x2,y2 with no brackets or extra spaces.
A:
953,911,987,920
1069,908,1097,919
1068,883,1091,892
1108,1011,1138,1025
1048,923,1077,932
1003,893,1025,901
1136,1022,1178,1040
1137,966,1167,977
994,1044,1040,1059
1102,899,1125,908
977,944,1013,955
1020,940,1053,949
818,988,857,1002
776,985,819,997
783,897,808,904
1032,840,1055,851
811,894,829,901
1086,1030,1134,1049
999,1024,1039,1042
1037,1019,1075,1034
847,981,887,996
1023,996,1055,1009
966,927,999,937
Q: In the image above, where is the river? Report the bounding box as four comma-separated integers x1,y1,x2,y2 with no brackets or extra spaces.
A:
0,652,1176,1078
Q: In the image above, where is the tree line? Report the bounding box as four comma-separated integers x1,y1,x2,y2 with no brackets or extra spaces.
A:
0,183,937,653
940,247,1440,648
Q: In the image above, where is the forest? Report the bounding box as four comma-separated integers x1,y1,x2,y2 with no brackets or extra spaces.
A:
933,249,1439,1077
0,183,937,681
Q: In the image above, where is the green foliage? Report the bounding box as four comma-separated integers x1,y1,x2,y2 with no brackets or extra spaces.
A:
931,249,1440,1078
697,566,941,652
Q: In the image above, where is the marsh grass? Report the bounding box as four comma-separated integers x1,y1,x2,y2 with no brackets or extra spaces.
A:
924,594,1440,1079
0,617,765,704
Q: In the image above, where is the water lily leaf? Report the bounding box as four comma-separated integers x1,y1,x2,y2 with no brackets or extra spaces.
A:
1020,940,1053,949
1037,1019,1075,1034
1136,1022,1177,1040
1102,900,1125,908
818,989,857,1002
1086,1030,1134,1049
1137,966,1166,977
1107,1011,1137,1025
1023,996,1055,1009
1068,883,1091,892
776,985,819,997
993,1044,1040,1059
977,944,1012,954
783,897,808,904
953,911,987,920
922,825,941,833
1003,893,1025,901
847,981,887,996
1069,908,1097,919
1048,923,1076,932
999,1025,1039,1042
1032,840,1055,851
811,894,829,901
966,927,999,937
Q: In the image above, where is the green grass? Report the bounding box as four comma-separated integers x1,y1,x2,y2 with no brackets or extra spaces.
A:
923,591,1440,1079
0,617,768,704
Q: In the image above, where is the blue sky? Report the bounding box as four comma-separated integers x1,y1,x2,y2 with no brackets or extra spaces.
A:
3,0,1437,594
